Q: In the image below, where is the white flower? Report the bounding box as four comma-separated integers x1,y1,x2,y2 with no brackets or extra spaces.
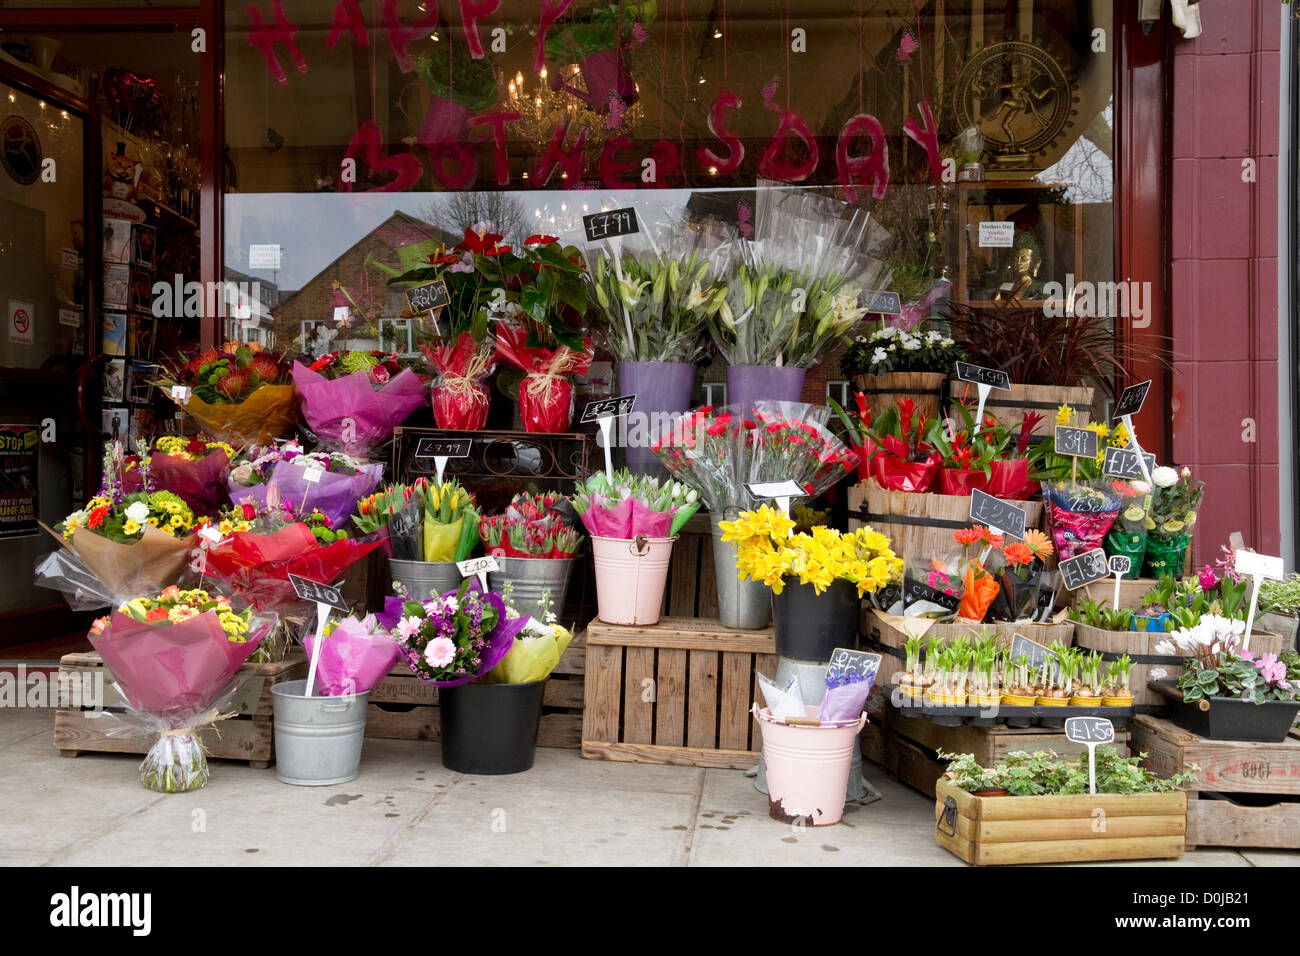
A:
1152,466,1178,488
871,347,888,364
926,331,943,344
124,501,150,523
1181,466,1192,478
902,338,921,351
1130,480,1151,495
1154,640,1176,656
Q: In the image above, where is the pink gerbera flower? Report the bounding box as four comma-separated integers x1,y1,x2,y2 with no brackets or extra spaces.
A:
424,636,456,669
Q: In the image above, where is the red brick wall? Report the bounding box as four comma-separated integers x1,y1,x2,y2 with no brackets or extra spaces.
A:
1168,1,1281,563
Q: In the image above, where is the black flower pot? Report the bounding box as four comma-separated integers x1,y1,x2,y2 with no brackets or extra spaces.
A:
771,580,860,661
1158,681,1300,742
438,680,546,774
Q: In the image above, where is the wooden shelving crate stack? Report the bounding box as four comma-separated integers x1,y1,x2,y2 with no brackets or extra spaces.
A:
1131,714,1300,850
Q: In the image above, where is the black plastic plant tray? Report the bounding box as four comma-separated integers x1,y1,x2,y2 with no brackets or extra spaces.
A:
885,686,1134,729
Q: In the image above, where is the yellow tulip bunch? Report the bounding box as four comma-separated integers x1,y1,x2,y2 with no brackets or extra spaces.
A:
720,506,902,597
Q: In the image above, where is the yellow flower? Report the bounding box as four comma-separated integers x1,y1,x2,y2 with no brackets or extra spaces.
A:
146,516,159,526
218,520,233,535
1055,404,1073,425
1110,421,1130,447
170,514,185,528
123,519,142,536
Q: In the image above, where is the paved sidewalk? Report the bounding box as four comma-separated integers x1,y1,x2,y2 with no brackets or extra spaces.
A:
1,707,1294,866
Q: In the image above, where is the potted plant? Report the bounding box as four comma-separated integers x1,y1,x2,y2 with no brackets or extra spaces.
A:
1133,575,1175,631
923,401,1039,499
1071,650,1104,706
1036,640,1072,707
1258,570,1300,645
1105,478,1153,580
1144,465,1204,579
1001,652,1038,706
572,469,699,626
939,751,1007,797
728,504,900,660
1155,615,1300,742
480,491,584,623
896,634,928,700
1102,653,1135,706
922,635,947,704
842,324,962,424
968,635,1002,708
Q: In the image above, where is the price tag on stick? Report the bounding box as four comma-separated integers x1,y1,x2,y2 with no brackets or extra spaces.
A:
288,574,350,698
413,437,472,484
582,395,637,480
405,280,450,315
1060,548,1110,591
1065,716,1115,795
955,361,1011,436
745,479,805,517
457,555,500,592
969,489,1026,540
1102,446,1156,481
1234,549,1285,651
1108,555,1132,610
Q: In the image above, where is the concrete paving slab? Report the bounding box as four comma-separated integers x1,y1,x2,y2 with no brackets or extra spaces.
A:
0,707,54,748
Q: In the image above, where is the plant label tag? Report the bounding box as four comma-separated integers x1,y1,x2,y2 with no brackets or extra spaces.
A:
1054,425,1099,459
954,361,1011,391
581,394,636,423
1112,380,1152,420
583,207,639,241
1065,716,1115,745
405,280,450,315
745,480,805,500
413,437,472,459
457,556,499,577
1060,548,1109,590
288,573,349,612
1102,445,1156,480
170,385,190,405
861,290,903,315
1234,550,1284,581
198,525,223,544
301,467,322,483
969,490,1026,539
826,648,881,685
1229,532,1245,552
1108,555,1132,576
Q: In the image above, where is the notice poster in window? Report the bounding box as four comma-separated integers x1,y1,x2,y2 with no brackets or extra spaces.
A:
0,424,39,539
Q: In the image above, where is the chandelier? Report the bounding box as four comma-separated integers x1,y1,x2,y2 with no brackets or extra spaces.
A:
505,66,643,174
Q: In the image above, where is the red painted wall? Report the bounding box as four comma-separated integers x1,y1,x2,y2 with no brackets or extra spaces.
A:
1168,1,1281,565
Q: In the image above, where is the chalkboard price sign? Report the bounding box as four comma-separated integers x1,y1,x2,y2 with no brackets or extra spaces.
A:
861,290,903,315
1054,425,1099,459
582,207,639,242
405,280,450,315
288,573,350,612
1112,380,1152,420
581,394,637,423
1108,555,1132,576
826,648,882,684
1010,633,1057,677
1060,547,1110,590
457,555,500,577
1102,445,1156,480
1065,716,1115,745
413,437,472,459
954,361,1012,391
969,489,1027,539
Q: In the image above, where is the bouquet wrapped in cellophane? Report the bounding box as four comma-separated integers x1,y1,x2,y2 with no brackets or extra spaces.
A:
478,491,583,558
584,207,732,363
571,469,699,539
87,586,276,792
707,182,893,369
301,613,400,696
352,478,480,563
121,435,235,517
652,401,859,514
159,343,297,446
228,441,383,529
482,587,575,684
293,352,427,458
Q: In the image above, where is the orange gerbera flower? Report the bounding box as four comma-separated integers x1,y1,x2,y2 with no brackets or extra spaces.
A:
981,527,1004,548
953,527,985,547
1022,528,1054,560
1003,542,1036,566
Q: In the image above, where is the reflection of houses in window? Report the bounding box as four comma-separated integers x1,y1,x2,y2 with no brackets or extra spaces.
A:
221,266,279,349
273,211,457,357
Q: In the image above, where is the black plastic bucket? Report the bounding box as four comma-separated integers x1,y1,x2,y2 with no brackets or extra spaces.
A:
438,680,546,774
771,580,860,661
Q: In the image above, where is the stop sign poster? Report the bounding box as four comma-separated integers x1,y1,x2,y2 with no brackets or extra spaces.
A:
8,300,33,346
0,425,38,539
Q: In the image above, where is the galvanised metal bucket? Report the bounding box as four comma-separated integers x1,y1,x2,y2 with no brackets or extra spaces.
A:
487,556,575,622
389,558,462,601
271,680,369,786
710,513,771,629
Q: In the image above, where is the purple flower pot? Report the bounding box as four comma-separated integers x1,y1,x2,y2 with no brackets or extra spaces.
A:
726,365,807,419
618,360,696,476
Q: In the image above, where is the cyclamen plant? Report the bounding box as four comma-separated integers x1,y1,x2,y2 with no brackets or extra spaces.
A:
1159,615,1297,704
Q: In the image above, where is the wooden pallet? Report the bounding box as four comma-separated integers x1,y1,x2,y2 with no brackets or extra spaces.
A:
934,777,1186,866
582,616,776,769
52,650,307,768
1131,714,1300,850
365,630,586,749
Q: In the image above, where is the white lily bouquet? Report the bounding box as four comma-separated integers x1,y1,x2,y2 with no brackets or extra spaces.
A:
708,183,894,368
584,208,733,363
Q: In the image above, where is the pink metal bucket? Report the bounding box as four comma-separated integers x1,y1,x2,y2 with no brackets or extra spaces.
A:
754,705,867,826
591,534,675,626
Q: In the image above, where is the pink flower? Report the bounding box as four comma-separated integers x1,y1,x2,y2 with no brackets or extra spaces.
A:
897,31,918,63
371,364,390,385
424,636,456,669
1198,564,1218,591
395,616,421,641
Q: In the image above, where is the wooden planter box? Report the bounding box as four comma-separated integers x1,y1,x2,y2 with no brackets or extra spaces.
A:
52,650,307,768
1131,714,1300,850
948,381,1094,439
934,776,1187,866
366,632,586,749
582,616,776,769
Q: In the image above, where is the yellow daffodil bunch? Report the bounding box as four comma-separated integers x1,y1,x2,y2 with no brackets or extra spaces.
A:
720,505,901,597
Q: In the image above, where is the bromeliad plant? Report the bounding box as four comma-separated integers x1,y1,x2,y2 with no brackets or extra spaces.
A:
832,395,941,492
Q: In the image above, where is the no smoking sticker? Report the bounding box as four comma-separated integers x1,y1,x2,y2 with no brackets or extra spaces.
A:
8,300,33,346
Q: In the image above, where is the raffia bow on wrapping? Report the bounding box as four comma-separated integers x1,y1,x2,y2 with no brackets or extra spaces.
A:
495,324,594,433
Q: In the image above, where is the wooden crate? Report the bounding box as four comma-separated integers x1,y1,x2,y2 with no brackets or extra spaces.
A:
864,712,1131,800
366,631,586,749
582,616,777,769
52,650,307,768
847,481,1044,559
1131,714,1300,849
864,608,1074,680
934,776,1187,866
660,513,719,620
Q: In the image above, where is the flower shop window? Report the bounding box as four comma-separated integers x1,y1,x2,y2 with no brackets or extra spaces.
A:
222,1,1118,393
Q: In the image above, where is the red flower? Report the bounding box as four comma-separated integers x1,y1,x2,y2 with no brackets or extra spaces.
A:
371,364,391,385
146,607,169,622
455,227,510,256
87,505,109,530
426,252,461,265
524,234,559,246
241,503,255,520
186,437,208,455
